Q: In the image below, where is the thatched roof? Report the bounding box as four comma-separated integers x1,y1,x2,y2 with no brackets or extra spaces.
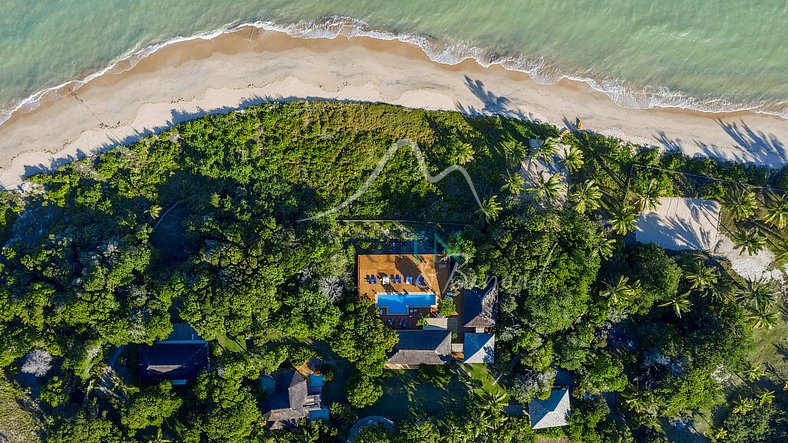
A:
529,389,571,429
387,330,451,366
262,371,309,422
463,281,498,330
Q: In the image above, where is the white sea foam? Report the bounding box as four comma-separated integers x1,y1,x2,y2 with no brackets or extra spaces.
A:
0,16,785,128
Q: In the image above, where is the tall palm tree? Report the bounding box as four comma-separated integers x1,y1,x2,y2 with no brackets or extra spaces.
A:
500,139,526,165
685,261,718,291
745,305,778,330
740,362,764,382
632,179,663,212
594,238,617,259
659,291,692,318
569,180,602,214
145,204,162,220
471,392,509,435
731,396,755,415
560,145,585,173
620,386,655,415
735,278,778,311
530,137,559,165
706,426,728,442
482,196,503,221
731,227,766,256
437,418,463,443
609,204,637,235
702,274,735,304
144,428,174,443
479,391,509,414
601,275,641,306
501,170,525,196
528,171,562,204
763,192,788,229
725,186,759,221
456,142,475,165
757,389,775,406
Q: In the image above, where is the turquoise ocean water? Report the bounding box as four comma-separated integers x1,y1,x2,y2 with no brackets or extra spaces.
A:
1,0,786,123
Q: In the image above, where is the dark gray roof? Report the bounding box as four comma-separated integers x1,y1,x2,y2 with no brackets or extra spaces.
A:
463,281,498,329
164,323,203,342
387,330,451,366
263,370,309,422
529,389,571,429
138,343,208,382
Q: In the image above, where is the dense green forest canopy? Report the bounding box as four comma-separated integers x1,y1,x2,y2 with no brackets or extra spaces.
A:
0,102,785,442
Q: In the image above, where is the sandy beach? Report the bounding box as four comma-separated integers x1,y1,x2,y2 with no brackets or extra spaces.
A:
0,27,786,190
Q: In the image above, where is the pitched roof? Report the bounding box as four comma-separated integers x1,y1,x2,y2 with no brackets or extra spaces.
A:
463,333,495,364
164,323,204,342
387,330,451,366
463,281,498,329
263,370,309,422
529,389,571,429
138,343,208,382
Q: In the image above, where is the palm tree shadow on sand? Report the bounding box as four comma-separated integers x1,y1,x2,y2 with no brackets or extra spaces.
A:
654,121,786,167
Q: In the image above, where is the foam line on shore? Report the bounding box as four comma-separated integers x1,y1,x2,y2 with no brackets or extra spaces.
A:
0,24,786,191
1,16,785,128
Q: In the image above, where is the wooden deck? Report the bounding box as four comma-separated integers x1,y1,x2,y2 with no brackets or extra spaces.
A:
357,253,451,301
378,307,434,330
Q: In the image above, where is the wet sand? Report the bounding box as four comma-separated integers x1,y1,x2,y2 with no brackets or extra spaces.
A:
0,27,786,189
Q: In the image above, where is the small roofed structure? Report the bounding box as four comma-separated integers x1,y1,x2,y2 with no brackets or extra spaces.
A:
138,323,208,385
529,389,571,430
463,333,495,364
463,280,498,333
262,370,325,429
386,330,451,369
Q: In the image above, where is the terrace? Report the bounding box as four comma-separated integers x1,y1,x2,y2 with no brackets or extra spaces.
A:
357,253,451,329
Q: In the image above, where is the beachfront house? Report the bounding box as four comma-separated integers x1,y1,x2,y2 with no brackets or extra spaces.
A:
138,323,209,385
528,388,571,430
357,253,457,368
261,370,327,429
386,329,452,369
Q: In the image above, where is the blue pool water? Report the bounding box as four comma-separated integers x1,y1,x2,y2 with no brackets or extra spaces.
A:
308,373,324,389
376,293,437,315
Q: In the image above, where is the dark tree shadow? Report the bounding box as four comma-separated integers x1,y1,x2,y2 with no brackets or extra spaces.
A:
635,203,718,252
456,76,539,123
562,116,579,133
22,148,90,179
689,120,787,167
654,130,683,152
463,76,511,114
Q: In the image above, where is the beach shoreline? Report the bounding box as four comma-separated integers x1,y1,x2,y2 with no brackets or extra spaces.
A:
0,26,786,190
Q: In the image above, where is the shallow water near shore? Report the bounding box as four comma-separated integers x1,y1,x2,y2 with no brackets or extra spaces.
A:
2,0,787,123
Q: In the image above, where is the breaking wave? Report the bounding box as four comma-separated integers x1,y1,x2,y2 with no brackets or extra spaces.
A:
1,16,785,127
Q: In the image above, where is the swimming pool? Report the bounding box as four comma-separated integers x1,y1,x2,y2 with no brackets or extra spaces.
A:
376,293,437,315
